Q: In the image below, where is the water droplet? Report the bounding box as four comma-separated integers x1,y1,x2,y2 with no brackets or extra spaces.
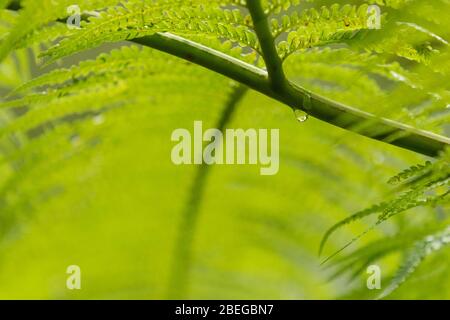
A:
294,108,309,123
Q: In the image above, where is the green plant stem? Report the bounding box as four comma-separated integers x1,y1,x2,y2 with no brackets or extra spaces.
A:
246,0,286,91
168,85,248,299
134,33,449,157
5,4,450,157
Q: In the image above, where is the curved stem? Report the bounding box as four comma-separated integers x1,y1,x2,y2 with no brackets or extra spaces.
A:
5,3,450,157
133,33,449,157
168,85,248,299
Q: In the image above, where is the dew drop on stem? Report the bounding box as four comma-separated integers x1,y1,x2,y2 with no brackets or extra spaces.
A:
294,92,312,123
294,108,309,123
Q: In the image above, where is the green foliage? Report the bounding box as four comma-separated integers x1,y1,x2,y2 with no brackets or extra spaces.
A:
0,0,448,299
42,0,259,63
276,4,373,60
378,226,450,299
320,152,449,259
387,160,432,185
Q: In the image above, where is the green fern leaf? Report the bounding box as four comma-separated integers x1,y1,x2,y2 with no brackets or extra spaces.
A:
320,152,449,260
42,0,259,63
378,227,450,299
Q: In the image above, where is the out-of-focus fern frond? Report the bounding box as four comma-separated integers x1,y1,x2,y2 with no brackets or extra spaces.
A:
320,150,450,259
1,45,231,139
0,0,121,61
378,226,450,299
0,49,31,91
327,224,448,283
387,160,432,185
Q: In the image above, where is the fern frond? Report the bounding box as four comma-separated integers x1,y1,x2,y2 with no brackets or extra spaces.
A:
263,0,299,15
0,0,121,61
327,224,446,282
276,4,372,60
272,0,449,64
320,151,450,259
5,1,449,157
378,226,450,299
319,203,386,256
0,48,30,91
387,160,432,185
12,45,185,94
15,23,70,53
284,47,417,88
0,8,16,38
347,25,436,64
2,45,229,141
41,0,260,64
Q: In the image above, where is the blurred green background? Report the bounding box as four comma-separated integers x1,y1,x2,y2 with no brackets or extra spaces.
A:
0,0,449,300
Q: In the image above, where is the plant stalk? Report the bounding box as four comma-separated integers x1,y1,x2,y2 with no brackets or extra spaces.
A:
5,3,450,157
